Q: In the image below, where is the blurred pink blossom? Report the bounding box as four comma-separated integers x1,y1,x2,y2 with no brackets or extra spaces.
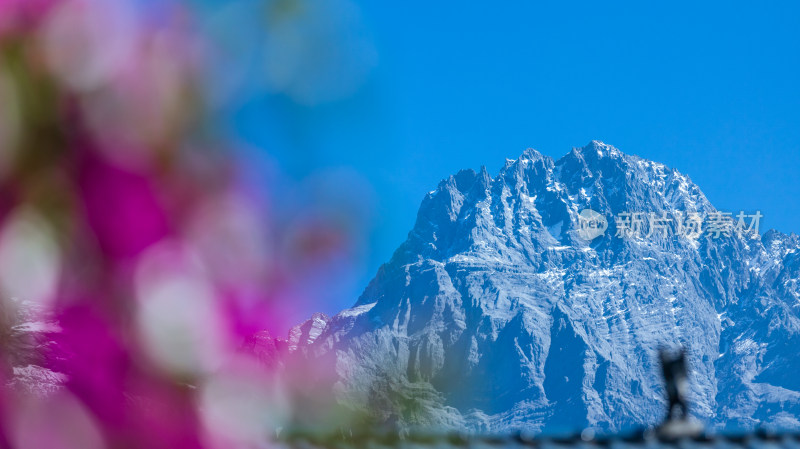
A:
0,0,367,446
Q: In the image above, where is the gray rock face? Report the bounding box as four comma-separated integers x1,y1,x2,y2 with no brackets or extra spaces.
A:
288,313,330,353
293,142,800,433
1,299,63,396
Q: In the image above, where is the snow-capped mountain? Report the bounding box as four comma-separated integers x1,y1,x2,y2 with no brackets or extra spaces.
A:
285,141,800,433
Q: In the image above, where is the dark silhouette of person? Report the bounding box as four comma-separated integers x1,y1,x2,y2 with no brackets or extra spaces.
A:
659,347,689,421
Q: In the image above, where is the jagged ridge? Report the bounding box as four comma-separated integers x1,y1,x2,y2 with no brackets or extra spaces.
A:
272,142,800,433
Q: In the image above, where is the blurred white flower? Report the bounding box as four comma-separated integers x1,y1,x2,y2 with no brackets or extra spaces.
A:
40,0,138,92
135,242,230,377
0,208,61,309
200,357,290,447
80,28,194,165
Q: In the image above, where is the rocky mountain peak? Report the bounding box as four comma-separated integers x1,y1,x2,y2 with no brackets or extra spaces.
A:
275,143,800,434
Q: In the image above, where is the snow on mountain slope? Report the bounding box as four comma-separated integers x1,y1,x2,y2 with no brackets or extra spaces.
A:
1,299,64,397
285,141,800,433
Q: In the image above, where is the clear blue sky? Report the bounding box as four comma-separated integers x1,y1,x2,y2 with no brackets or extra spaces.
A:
229,0,800,319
